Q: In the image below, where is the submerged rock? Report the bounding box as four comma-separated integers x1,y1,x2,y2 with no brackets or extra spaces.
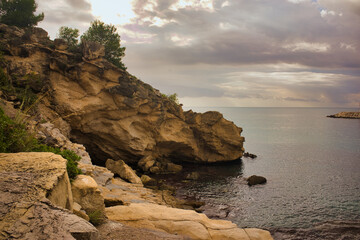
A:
247,175,267,186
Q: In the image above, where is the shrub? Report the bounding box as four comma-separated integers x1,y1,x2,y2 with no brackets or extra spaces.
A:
57,26,80,52
161,93,179,104
0,107,37,152
0,107,82,180
88,210,104,226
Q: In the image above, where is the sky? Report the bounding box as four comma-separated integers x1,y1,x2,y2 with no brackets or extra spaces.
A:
36,0,360,107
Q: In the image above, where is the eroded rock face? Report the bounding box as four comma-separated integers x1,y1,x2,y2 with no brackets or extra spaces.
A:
0,23,245,168
0,153,99,239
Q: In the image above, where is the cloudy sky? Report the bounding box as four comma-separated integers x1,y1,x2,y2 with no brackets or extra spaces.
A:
36,0,360,107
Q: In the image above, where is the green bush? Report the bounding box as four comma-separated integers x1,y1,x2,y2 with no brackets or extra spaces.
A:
0,107,82,180
0,107,37,152
88,210,104,226
161,93,179,104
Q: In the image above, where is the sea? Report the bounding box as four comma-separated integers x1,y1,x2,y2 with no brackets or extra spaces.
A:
174,107,360,229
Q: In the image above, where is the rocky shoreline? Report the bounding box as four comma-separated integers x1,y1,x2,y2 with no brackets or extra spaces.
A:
327,112,360,119
0,23,273,239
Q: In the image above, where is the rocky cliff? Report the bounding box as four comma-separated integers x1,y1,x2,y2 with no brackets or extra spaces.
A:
0,23,244,168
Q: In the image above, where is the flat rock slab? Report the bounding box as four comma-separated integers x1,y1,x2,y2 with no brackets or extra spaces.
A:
106,203,273,240
97,220,189,240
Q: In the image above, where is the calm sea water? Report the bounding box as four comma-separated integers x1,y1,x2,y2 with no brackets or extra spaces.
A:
177,107,360,229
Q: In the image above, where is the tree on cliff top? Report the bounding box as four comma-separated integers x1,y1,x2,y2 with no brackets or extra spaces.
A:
58,26,79,48
81,20,126,70
0,0,44,28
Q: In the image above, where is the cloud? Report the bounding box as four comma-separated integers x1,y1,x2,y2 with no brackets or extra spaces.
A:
36,0,94,38
120,0,360,107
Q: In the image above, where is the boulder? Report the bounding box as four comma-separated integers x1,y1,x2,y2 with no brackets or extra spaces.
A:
247,175,267,186
106,159,142,185
54,38,68,51
3,199,98,240
0,152,98,239
71,175,106,223
141,174,157,186
106,203,273,240
82,40,105,60
138,155,156,172
79,163,114,186
186,172,200,180
167,162,183,173
73,202,90,221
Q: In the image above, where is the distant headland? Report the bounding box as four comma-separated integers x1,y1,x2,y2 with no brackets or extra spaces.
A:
327,112,360,119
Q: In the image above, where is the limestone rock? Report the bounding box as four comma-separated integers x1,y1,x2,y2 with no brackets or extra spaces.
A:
82,40,105,60
97,220,188,240
0,153,99,239
79,162,114,186
106,203,273,240
138,155,156,172
37,122,92,164
247,175,267,186
54,38,68,50
1,23,245,169
106,159,142,185
3,199,98,240
71,175,106,222
73,202,90,221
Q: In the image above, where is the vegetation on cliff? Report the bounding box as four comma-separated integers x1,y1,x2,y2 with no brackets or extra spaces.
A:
0,106,81,179
81,20,126,70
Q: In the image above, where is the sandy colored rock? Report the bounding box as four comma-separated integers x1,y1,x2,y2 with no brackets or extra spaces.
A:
106,203,273,240
0,153,98,239
37,122,92,164
79,162,114,186
73,202,90,221
106,159,142,185
97,220,189,240
82,40,105,60
71,175,106,222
